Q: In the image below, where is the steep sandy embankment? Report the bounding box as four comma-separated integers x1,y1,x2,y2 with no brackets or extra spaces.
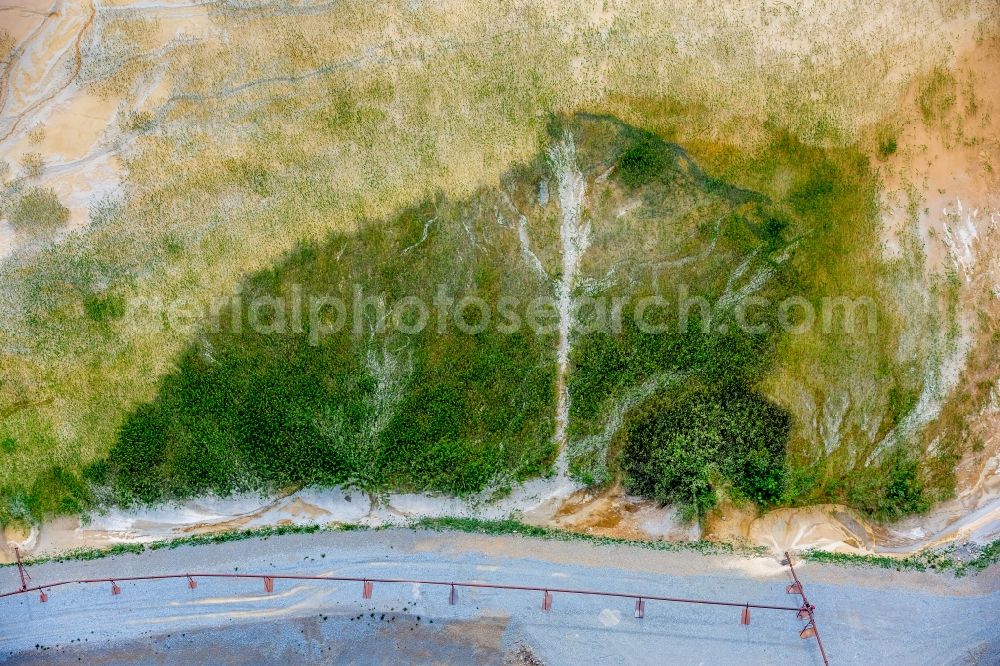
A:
1,463,997,563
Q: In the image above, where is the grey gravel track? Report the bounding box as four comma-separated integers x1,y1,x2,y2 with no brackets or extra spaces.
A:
1,529,997,664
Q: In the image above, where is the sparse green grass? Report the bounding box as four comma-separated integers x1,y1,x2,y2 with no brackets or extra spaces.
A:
7,187,69,238
1,518,761,569
803,538,1000,577
18,152,44,178
413,517,767,556
918,66,958,124
0,30,14,62
1,523,359,568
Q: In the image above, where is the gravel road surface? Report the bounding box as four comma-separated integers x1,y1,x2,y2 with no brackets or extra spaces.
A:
1,529,997,664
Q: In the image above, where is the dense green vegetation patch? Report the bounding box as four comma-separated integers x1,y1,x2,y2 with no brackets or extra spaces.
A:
616,138,673,188
92,191,558,504
88,114,802,511
621,382,789,520
565,123,807,507
560,112,942,525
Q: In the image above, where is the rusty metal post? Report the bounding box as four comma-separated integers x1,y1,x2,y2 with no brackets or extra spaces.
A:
634,597,645,619
541,590,553,611
362,580,373,599
783,552,830,666
263,577,274,593
741,604,750,625
14,547,28,592
111,581,121,596
187,575,197,590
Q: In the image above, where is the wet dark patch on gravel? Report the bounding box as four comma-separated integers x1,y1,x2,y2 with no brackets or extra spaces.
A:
6,612,514,665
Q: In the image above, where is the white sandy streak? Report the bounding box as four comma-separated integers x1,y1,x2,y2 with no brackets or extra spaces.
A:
547,132,590,475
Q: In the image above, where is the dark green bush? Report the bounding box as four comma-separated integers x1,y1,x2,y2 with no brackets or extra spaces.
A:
845,448,931,521
615,138,673,187
877,135,897,159
84,293,126,323
620,381,789,520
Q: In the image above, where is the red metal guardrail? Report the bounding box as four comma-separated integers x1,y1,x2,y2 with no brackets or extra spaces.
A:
4,546,829,664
